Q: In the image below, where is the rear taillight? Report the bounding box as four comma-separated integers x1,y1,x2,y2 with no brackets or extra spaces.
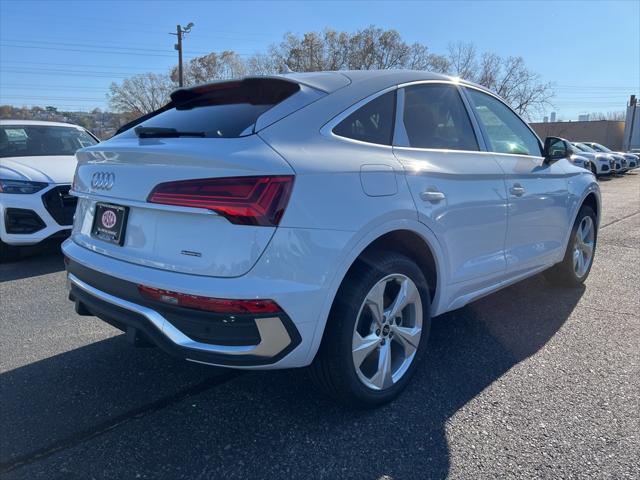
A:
138,285,283,314
147,175,294,226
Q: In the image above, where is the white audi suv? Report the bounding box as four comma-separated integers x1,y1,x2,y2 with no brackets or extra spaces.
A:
580,141,638,170
0,120,98,259
570,142,617,176
63,71,600,406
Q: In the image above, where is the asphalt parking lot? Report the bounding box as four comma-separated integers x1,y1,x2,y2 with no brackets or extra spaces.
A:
1,173,638,480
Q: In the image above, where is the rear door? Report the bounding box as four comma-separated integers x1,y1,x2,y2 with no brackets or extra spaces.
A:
463,87,570,275
392,83,508,285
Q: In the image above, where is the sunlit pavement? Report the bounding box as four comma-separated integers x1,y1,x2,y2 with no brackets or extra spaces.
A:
1,173,638,479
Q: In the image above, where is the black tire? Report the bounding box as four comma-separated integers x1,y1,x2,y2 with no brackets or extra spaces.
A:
544,206,597,287
309,252,431,408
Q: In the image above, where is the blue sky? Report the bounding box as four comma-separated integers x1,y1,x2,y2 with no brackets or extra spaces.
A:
0,0,638,121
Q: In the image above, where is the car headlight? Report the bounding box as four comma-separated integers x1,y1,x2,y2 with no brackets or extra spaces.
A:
0,179,49,194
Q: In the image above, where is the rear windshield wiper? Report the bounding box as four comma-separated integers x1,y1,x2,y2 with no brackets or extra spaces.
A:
134,126,206,138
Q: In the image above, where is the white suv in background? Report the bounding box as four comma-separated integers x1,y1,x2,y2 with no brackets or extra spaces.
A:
570,142,616,176
63,71,600,406
580,142,638,170
0,120,99,259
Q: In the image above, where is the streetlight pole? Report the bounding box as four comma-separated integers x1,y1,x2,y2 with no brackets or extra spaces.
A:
171,22,194,87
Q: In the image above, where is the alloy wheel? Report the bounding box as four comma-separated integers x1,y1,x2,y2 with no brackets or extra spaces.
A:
351,274,423,391
573,215,595,278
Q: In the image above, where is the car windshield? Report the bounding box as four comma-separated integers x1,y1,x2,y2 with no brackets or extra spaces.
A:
574,143,596,153
590,143,612,152
0,125,98,158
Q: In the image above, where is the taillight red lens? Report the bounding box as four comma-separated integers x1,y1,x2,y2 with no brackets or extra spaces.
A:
138,285,283,314
147,175,294,226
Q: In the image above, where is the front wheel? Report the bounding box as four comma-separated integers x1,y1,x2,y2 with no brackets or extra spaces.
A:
310,252,431,408
544,206,597,287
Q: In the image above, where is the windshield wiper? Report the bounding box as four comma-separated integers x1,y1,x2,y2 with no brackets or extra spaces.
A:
134,126,206,138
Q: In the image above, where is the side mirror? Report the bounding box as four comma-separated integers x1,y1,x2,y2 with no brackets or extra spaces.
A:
543,136,570,163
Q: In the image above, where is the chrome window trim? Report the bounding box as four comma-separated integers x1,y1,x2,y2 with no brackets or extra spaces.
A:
67,273,292,358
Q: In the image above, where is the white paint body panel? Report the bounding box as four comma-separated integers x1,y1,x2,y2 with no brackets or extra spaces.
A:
71,136,293,277
61,71,600,369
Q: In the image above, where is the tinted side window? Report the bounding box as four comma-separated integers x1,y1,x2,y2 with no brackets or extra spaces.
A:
333,91,396,145
465,88,542,156
400,84,478,151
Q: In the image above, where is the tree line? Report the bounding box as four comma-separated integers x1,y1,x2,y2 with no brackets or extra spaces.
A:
108,26,553,120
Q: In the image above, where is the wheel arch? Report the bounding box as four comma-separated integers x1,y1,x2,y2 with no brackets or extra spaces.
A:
581,191,599,221
303,220,446,365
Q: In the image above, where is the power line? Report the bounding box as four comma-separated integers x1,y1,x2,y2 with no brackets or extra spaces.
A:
0,60,159,71
0,39,253,56
0,95,105,101
0,83,111,91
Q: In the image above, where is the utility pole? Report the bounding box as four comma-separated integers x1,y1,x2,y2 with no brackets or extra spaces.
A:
170,22,194,87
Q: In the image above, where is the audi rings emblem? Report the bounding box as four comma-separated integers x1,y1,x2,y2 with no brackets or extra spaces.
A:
91,172,115,190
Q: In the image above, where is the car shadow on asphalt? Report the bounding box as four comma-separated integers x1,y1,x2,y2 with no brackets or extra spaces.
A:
0,275,584,479
0,240,66,282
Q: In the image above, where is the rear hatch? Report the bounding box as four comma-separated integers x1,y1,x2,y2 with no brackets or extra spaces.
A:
71,78,314,277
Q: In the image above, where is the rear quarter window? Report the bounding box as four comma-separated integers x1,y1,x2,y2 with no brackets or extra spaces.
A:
332,91,396,146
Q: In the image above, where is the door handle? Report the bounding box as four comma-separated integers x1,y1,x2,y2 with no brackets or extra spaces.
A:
420,189,446,203
509,184,525,197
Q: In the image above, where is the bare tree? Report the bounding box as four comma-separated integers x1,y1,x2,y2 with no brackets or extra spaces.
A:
107,73,175,115
106,27,552,120
268,27,431,72
588,111,626,121
447,42,478,80
443,47,553,118
479,56,553,118
171,51,246,85
245,53,278,75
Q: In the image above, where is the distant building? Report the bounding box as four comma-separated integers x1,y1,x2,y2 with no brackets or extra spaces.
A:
550,112,556,122
578,114,590,122
623,95,639,151
543,116,549,123
530,120,626,150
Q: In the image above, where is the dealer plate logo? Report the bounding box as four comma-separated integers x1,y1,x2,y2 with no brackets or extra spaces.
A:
101,210,117,229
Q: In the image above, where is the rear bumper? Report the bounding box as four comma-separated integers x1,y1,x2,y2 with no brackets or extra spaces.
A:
62,222,355,368
66,259,301,367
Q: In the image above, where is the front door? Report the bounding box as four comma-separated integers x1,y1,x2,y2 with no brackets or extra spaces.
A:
463,87,569,275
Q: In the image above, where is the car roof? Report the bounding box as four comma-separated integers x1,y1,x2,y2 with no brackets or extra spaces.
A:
279,69,487,93
0,119,83,128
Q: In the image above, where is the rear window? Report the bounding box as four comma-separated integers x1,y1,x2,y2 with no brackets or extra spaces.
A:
332,91,396,145
123,78,300,138
0,125,98,158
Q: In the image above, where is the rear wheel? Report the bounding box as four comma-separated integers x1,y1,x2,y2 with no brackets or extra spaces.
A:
310,252,431,407
544,206,597,287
